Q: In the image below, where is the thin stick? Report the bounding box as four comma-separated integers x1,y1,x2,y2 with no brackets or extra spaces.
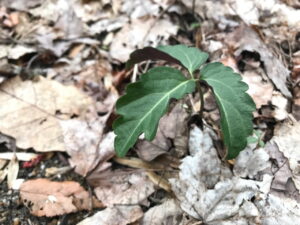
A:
131,64,138,83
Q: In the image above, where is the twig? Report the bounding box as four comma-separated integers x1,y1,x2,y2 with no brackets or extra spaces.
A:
131,64,138,83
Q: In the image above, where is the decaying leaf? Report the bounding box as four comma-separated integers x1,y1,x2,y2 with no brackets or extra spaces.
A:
184,0,300,30
169,125,300,224
77,205,143,225
271,91,288,121
242,71,274,108
0,76,92,152
136,126,172,161
232,25,292,98
264,141,300,201
121,0,161,19
20,179,103,217
233,147,270,178
92,169,155,207
141,199,183,225
61,122,115,176
273,121,300,192
0,45,36,60
1,0,43,11
136,103,189,161
110,18,178,62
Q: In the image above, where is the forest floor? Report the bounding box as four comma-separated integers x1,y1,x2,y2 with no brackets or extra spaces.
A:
0,0,300,224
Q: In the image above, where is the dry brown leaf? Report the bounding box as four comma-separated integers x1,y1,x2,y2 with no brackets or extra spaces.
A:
62,123,115,176
20,178,103,217
0,76,92,152
121,0,160,19
60,91,117,176
110,17,178,62
136,103,189,161
1,0,43,11
91,169,155,207
141,199,183,225
273,121,300,192
73,0,115,23
136,127,171,161
0,44,36,60
264,141,300,201
232,25,291,98
77,205,143,225
242,71,274,108
271,91,288,121
184,0,300,29
54,3,85,39
169,125,300,224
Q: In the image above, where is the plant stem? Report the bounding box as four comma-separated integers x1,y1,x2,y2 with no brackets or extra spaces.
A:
190,72,204,121
196,80,204,119
189,70,195,79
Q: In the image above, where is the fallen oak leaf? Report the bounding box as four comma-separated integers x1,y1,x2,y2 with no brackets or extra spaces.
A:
0,76,92,152
20,179,103,217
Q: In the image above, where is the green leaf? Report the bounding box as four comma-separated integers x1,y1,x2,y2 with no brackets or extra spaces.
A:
201,62,256,159
158,45,208,74
253,129,262,137
247,136,258,144
259,140,265,148
113,67,196,157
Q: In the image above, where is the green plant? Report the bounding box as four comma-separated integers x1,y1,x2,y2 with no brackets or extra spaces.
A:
247,130,265,148
112,45,256,159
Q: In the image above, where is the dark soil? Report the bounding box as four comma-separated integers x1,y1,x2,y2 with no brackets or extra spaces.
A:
0,152,96,225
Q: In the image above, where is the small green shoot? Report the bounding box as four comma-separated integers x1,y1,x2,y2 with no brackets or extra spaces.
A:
113,45,256,159
247,130,265,148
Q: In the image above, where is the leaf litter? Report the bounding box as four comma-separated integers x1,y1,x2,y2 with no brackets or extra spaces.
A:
170,126,300,224
20,178,103,217
0,0,300,224
0,76,93,152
